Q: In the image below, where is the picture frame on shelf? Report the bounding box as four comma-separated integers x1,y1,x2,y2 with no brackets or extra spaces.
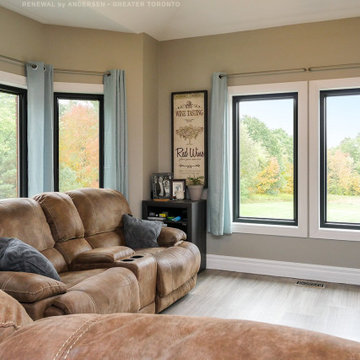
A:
171,90,208,186
151,172,172,199
171,179,186,200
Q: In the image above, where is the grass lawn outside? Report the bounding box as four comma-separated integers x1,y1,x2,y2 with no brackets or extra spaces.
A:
240,193,293,219
327,195,360,223
240,193,360,223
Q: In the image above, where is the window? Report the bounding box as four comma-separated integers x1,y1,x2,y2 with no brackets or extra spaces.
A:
54,93,104,192
309,77,360,241
233,93,298,226
0,84,27,199
320,88,360,229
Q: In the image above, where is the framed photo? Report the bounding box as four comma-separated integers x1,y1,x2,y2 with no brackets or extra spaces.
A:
171,179,186,200
151,172,172,199
171,90,208,186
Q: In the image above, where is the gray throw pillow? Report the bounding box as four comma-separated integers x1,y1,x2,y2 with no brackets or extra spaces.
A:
123,214,162,249
0,237,60,281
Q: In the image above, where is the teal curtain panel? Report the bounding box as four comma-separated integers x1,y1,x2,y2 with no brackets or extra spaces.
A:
208,72,232,235
26,62,54,196
103,69,128,198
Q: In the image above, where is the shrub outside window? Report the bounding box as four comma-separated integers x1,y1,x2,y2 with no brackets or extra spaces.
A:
320,88,360,229
0,84,27,199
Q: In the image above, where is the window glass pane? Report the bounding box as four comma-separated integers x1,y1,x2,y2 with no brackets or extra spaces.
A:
58,99,100,192
238,96,295,220
325,93,360,224
0,91,18,199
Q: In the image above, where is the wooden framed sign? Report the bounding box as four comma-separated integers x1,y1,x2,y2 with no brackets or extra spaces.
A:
171,90,208,185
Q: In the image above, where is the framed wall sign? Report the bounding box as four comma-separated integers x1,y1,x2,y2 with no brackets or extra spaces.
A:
171,90,208,186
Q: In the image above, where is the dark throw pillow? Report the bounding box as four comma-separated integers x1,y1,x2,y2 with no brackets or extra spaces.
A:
0,237,60,281
122,214,162,249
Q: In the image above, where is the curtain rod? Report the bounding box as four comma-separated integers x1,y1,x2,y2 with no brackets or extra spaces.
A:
220,67,307,78
220,62,360,78
2,53,360,78
55,69,109,77
308,63,360,72
0,54,110,77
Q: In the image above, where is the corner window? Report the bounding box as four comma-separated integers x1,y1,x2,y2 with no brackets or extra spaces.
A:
54,93,104,192
0,84,27,199
233,93,298,226
320,88,360,229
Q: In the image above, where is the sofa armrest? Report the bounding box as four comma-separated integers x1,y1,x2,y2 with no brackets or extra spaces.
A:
0,272,66,303
157,227,186,247
72,246,134,265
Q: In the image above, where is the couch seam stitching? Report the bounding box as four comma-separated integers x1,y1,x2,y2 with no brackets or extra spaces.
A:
62,318,100,360
2,283,64,295
1,273,15,291
52,318,95,360
0,322,20,330
69,290,97,313
168,274,196,294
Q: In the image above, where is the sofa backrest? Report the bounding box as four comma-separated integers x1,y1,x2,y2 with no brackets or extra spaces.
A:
66,188,131,248
33,192,92,265
33,189,131,265
0,198,68,273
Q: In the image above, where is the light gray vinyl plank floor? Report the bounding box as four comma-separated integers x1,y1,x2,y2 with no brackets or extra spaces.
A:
162,269,360,342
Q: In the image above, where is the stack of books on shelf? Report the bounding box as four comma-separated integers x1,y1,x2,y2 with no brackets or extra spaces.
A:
147,216,167,227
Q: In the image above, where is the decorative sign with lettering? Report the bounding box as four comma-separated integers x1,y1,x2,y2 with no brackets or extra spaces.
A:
171,91,207,185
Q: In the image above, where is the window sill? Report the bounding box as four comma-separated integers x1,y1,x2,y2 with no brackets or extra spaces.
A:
232,222,307,238
310,227,360,242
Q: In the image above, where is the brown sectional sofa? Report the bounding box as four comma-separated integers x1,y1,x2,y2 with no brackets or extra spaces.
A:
0,188,200,319
1,289,360,360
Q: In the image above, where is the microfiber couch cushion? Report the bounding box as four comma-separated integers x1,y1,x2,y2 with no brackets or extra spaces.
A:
0,237,60,281
122,215,162,249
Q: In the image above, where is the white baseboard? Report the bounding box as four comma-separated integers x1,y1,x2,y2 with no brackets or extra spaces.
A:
207,254,360,286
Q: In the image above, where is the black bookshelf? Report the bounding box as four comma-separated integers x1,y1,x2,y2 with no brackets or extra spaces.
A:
142,200,206,272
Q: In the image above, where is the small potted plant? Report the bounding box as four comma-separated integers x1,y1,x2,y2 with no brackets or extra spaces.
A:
187,176,204,201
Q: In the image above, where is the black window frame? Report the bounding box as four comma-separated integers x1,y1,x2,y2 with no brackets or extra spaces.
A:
0,84,28,198
320,88,360,230
54,92,104,192
232,92,298,226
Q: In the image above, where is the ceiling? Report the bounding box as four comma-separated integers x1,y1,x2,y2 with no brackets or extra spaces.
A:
1,0,360,41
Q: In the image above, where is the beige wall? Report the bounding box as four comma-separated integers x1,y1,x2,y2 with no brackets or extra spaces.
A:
0,7,160,216
142,34,159,202
0,7,45,75
2,6,360,268
158,17,360,268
